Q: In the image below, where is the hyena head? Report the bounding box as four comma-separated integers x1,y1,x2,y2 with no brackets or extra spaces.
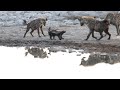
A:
40,18,47,26
78,18,87,26
44,18,47,25
105,13,115,23
42,19,47,26
106,13,114,19
103,19,110,25
43,20,46,26
80,20,85,26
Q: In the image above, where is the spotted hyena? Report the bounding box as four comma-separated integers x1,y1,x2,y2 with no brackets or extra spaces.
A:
23,18,47,38
105,13,120,36
78,17,111,40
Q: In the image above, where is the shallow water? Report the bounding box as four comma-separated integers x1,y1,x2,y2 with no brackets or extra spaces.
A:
0,46,120,79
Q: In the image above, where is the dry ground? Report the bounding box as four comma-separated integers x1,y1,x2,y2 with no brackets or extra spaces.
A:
0,24,120,53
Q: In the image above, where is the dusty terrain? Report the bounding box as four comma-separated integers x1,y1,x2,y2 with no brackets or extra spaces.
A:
0,24,120,53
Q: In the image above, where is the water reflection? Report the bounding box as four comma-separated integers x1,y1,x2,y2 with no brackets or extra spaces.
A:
25,47,49,58
24,46,85,59
18,46,120,66
1,46,120,78
80,52,120,66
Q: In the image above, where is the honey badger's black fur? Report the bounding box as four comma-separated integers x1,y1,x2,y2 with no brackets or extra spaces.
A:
48,27,66,40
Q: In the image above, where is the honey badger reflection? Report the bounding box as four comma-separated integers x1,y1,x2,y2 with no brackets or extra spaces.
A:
48,27,66,40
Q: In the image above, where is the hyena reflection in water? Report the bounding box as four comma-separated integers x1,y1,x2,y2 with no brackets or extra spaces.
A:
25,47,48,58
23,18,47,38
78,17,111,40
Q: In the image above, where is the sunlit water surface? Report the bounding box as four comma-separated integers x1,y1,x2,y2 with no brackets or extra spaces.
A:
0,46,120,79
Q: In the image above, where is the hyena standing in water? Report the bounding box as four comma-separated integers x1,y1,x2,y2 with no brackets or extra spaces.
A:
78,17,111,40
105,13,120,36
23,18,47,38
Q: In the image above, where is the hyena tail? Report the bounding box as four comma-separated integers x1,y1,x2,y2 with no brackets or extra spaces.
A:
23,20,28,25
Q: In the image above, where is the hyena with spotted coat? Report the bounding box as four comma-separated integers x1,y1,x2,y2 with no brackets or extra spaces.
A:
78,17,111,40
105,13,120,36
23,18,47,38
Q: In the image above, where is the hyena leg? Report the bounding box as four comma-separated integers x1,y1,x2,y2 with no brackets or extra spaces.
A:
23,28,29,38
30,29,34,37
115,25,119,36
85,31,92,40
40,26,45,36
92,31,97,40
104,29,111,40
98,31,104,40
37,28,41,37
118,26,120,35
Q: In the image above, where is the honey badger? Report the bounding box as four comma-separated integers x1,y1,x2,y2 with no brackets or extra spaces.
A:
48,27,66,40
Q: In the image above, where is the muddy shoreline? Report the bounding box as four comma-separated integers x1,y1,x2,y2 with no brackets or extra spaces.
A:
1,39,120,53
